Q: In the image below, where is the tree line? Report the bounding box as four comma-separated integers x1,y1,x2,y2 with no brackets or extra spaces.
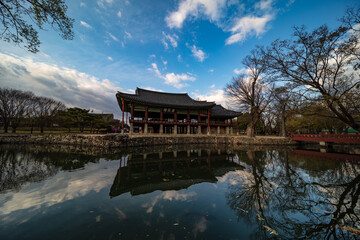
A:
226,6,360,137
0,88,114,133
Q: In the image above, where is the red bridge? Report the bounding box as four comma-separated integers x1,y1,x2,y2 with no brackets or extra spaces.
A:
289,133,360,144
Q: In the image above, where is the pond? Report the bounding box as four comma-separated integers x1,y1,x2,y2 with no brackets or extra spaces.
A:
0,144,359,239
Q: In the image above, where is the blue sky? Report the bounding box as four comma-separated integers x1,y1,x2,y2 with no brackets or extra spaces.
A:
0,0,358,117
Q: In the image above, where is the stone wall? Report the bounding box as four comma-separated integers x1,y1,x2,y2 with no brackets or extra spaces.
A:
0,134,296,148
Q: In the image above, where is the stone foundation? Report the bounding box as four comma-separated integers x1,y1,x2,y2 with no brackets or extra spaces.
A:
0,134,296,149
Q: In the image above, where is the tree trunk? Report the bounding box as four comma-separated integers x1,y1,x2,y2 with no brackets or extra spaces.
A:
40,125,44,133
280,114,287,137
246,111,259,137
246,121,256,137
4,122,9,133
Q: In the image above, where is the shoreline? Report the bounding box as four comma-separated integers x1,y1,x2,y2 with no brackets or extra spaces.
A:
0,133,296,148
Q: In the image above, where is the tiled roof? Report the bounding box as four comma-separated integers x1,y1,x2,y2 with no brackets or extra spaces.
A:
210,105,242,118
117,88,216,109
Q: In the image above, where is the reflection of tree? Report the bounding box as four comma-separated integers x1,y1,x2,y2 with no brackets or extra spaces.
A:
227,150,275,239
227,149,360,239
0,145,103,192
0,147,58,192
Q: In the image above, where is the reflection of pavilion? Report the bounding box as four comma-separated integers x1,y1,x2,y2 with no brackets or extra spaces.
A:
109,149,243,197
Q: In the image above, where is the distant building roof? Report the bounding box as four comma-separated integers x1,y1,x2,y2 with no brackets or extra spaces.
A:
117,88,216,109
210,105,241,118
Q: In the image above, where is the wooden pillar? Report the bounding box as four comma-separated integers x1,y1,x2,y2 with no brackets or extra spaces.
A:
226,119,229,135
121,99,125,134
207,109,210,135
198,112,201,134
187,110,190,134
130,105,134,134
237,117,239,135
144,107,148,134
160,108,163,135
174,110,177,135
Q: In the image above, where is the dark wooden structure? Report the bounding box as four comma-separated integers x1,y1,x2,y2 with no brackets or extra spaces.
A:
290,133,360,144
116,88,241,134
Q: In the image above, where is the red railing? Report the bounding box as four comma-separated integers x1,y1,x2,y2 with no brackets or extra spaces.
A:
289,133,360,143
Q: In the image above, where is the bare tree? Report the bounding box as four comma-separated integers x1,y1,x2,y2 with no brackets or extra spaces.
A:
0,88,33,133
268,19,360,131
34,96,66,133
226,48,275,137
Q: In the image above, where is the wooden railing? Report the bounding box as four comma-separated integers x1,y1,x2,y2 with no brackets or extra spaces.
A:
289,133,360,143
129,118,231,126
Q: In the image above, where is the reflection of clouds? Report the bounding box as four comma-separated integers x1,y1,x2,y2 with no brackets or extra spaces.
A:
217,170,253,186
192,217,207,238
114,207,127,221
142,191,197,213
0,159,119,219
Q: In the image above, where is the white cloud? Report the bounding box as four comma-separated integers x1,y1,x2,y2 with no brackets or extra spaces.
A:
191,89,228,107
162,32,179,49
210,84,215,88
255,0,273,10
166,0,276,45
209,69,214,73
148,63,196,89
233,67,251,75
80,21,92,29
117,11,122,18
149,63,162,77
165,0,227,29
0,53,121,116
149,54,156,58
108,32,119,41
97,0,114,8
177,54,182,62
225,14,273,45
80,2,86,7
107,56,113,61
124,31,132,39
163,72,196,88
190,45,207,62
233,68,241,74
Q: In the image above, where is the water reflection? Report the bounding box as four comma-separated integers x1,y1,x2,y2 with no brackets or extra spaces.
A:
227,150,360,239
0,144,359,239
0,145,106,193
110,148,243,197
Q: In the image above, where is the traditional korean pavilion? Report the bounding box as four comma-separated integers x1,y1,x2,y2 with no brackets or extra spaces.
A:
116,88,241,135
